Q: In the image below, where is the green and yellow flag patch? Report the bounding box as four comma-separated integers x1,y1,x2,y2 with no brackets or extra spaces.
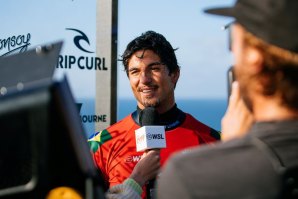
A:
88,129,112,153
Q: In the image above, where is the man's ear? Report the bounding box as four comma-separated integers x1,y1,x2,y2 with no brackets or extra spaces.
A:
171,69,180,84
245,47,263,75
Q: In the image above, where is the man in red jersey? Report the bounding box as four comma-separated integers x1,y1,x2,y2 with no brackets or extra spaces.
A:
88,31,220,198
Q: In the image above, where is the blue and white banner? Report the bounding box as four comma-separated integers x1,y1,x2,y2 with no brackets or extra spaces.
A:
1,0,116,135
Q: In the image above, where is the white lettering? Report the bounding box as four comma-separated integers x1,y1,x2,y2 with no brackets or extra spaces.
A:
132,155,141,162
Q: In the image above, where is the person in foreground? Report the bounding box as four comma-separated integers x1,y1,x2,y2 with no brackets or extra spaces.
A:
88,31,220,198
157,0,298,198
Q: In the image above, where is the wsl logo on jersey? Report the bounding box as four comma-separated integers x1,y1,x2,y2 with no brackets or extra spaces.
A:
125,155,142,163
57,28,107,71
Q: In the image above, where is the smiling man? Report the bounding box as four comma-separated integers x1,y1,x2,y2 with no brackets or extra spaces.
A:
127,49,177,113
88,31,220,198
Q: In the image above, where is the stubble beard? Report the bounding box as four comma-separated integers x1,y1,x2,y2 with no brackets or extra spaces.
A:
141,97,161,108
235,66,254,112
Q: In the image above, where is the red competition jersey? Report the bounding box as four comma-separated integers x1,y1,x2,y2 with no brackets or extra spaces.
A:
88,112,220,197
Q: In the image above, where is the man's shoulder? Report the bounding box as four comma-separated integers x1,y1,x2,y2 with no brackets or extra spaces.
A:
171,137,249,164
88,114,138,152
175,139,251,159
162,137,281,198
101,114,139,140
106,114,136,131
184,113,221,140
167,136,278,180
184,113,211,128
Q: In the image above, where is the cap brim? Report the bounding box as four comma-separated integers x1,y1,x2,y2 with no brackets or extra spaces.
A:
204,7,236,17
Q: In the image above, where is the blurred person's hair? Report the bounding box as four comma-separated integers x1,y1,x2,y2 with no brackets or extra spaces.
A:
243,28,298,110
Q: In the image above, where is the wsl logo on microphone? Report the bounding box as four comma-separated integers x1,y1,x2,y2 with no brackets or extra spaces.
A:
147,133,165,140
136,132,164,145
57,28,107,71
135,126,166,152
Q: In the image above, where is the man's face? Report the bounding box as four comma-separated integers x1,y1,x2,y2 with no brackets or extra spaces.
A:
231,24,254,111
127,49,179,113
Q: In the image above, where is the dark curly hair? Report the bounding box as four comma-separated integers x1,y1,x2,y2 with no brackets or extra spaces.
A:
120,31,180,76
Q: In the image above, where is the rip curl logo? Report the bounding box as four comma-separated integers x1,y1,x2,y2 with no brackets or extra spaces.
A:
0,33,31,57
66,28,94,53
58,28,107,70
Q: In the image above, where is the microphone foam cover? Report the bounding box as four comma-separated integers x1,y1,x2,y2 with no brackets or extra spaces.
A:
139,107,160,126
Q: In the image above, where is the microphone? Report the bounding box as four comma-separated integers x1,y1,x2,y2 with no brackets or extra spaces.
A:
135,107,166,199
135,107,166,152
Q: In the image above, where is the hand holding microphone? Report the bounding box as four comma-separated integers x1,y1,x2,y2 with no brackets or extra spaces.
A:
129,150,161,187
106,150,161,199
134,107,166,199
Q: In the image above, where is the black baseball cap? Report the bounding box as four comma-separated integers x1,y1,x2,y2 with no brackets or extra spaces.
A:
204,0,298,53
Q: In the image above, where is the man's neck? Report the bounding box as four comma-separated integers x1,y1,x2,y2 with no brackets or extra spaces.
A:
253,96,298,122
137,100,176,114
156,102,176,114
135,103,186,128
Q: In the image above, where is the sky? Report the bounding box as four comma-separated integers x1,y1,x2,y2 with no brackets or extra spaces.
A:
117,0,235,100
1,0,235,100
0,0,236,132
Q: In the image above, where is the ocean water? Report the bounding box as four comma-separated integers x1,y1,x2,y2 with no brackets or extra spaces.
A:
80,98,228,135
118,98,227,131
